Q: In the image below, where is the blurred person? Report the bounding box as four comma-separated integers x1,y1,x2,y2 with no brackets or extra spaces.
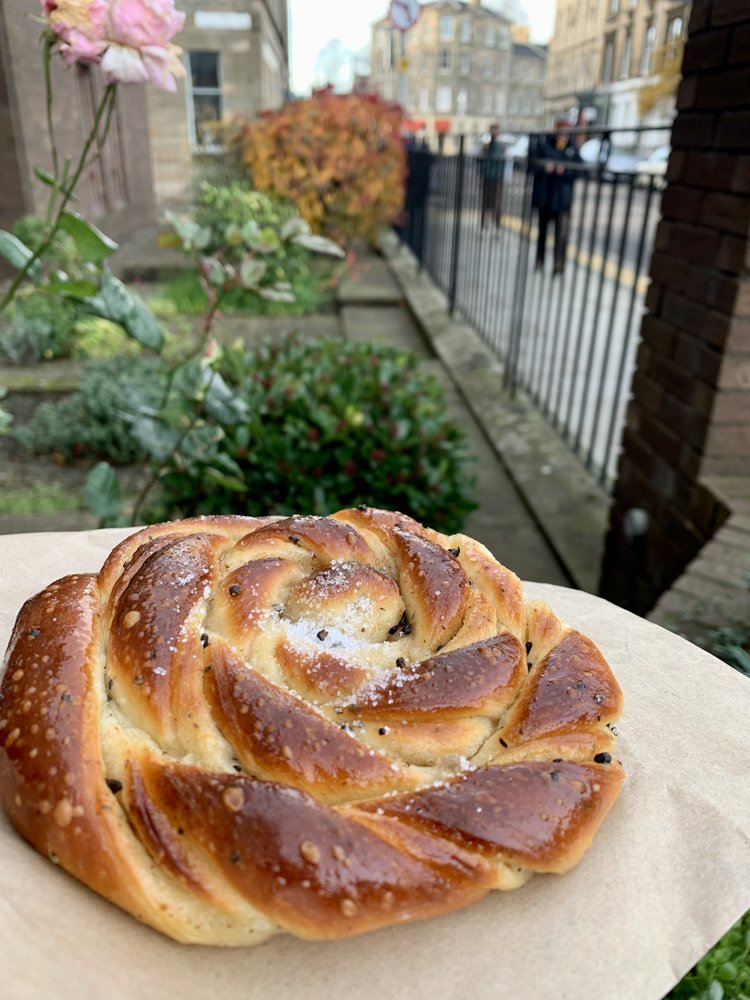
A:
480,123,506,231
531,117,583,275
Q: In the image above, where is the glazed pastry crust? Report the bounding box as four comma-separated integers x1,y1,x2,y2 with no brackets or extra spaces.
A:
0,510,623,945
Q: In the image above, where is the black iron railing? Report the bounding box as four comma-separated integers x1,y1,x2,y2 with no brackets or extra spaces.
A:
402,126,669,488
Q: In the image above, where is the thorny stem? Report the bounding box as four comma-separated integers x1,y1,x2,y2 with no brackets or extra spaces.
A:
0,82,116,314
43,35,60,226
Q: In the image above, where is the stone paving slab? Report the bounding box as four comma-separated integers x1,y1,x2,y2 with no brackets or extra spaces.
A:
340,305,432,357
338,251,403,306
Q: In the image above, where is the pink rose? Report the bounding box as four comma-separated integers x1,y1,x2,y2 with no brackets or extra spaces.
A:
42,0,186,91
42,0,108,64
101,0,185,91
105,0,184,50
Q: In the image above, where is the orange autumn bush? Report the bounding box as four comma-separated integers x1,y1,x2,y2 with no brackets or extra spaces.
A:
242,88,406,245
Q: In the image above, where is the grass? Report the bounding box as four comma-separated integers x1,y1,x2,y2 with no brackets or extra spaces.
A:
0,483,81,515
152,264,336,319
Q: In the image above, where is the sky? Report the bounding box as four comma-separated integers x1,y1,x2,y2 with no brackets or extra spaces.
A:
288,0,556,95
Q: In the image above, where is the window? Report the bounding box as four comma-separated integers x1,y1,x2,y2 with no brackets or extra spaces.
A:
419,87,431,112
459,52,470,75
422,17,430,42
421,52,430,73
457,88,468,115
620,31,632,78
499,27,510,49
188,51,222,147
485,26,496,47
494,91,506,115
438,49,452,72
665,16,683,60
667,16,683,42
608,0,619,16
602,37,614,82
435,85,452,112
481,91,493,113
460,18,472,44
482,57,493,79
641,24,655,74
440,14,454,40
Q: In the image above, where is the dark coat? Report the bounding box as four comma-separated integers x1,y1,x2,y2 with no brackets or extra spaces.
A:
480,137,506,182
531,135,583,214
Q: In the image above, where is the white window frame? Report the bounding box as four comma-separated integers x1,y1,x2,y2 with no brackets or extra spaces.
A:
440,14,454,41
485,26,496,47
641,24,655,75
185,50,222,149
459,52,470,76
620,31,632,79
460,18,472,44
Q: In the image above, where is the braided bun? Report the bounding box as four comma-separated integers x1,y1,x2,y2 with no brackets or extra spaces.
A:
0,509,623,945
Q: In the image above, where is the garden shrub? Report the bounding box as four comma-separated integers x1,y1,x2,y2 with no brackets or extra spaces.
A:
160,181,339,315
15,356,167,464
666,908,749,999
71,316,142,361
0,291,79,363
37,336,476,532
242,89,406,245
142,336,476,533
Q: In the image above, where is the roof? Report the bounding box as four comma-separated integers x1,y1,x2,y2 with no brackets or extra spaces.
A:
512,41,548,61
371,1,513,29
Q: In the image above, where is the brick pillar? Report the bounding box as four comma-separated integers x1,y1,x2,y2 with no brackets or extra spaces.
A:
600,0,750,613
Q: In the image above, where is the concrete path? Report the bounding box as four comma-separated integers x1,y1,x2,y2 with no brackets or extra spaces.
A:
340,251,570,586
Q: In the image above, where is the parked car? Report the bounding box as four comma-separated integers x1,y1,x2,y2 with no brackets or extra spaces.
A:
578,138,640,178
635,145,670,188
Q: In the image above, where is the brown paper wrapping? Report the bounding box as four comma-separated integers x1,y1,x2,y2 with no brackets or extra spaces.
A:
0,527,748,1000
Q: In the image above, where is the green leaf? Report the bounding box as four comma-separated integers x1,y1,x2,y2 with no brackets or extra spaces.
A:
58,212,118,263
280,216,310,241
204,468,247,493
130,416,180,462
85,269,164,352
33,166,56,188
0,230,40,277
259,286,296,303
44,277,100,299
200,256,226,288
84,462,122,521
239,256,267,289
292,233,346,258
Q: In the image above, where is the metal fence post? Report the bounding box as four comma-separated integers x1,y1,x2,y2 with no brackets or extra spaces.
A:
448,135,465,315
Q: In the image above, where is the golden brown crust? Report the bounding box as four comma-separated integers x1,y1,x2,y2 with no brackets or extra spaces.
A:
0,508,624,946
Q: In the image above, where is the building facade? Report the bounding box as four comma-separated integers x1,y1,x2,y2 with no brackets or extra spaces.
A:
544,0,690,141
147,0,289,204
0,0,155,246
506,28,547,133
370,0,521,151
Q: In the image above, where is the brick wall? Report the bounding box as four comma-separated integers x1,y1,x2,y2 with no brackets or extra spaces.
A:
600,0,750,613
